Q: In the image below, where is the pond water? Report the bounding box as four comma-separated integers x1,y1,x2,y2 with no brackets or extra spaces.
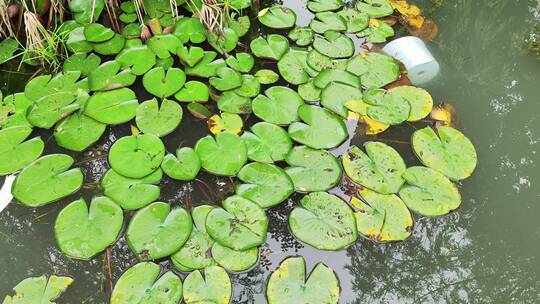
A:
1,0,539,303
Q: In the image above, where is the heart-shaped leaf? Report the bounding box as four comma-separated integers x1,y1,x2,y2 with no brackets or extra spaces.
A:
306,49,345,72
173,17,206,44
258,6,297,29
207,112,243,135
227,14,250,38
343,142,406,194
277,48,317,85
194,132,247,176
207,27,238,54
209,67,242,91
388,86,433,121
136,98,182,137
27,93,82,129
241,122,292,163
119,12,137,23
127,202,193,260
320,82,363,117
108,134,165,179
12,154,83,207
102,168,162,210
307,0,344,12
288,27,314,46
24,71,85,102
122,23,141,38
54,113,106,152
0,126,44,175
313,30,354,59
288,105,348,149
70,0,104,23
352,89,411,125
142,67,186,98
183,266,231,304
237,162,294,208
1,93,32,129
0,38,19,64
356,0,394,17
162,147,201,181
346,52,399,88
177,46,205,67
285,146,342,192
175,81,209,103
211,242,258,272
84,88,138,124
298,79,321,102
111,262,183,304
147,34,182,59
84,23,114,42
188,102,213,119
88,60,136,91
116,45,157,75
356,19,394,43
93,33,126,55
54,197,123,259
66,27,93,53
63,52,101,77
309,12,347,34
289,192,357,250
206,195,268,250
254,69,279,84
267,256,339,304
412,126,477,180
250,34,289,60
235,74,261,98
3,275,73,304
252,86,304,125
226,53,254,73
217,91,251,114
185,51,226,78
338,9,369,33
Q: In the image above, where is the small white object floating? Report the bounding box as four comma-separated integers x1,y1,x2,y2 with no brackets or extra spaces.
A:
382,36,440,85
0,175,15,214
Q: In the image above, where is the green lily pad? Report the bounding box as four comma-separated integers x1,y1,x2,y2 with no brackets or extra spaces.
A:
357,20,394,43
210,67,242,91
147,34,182,59
26,92,82,129
288,27,314,46
306,49,333,72
195,132,247,176
277,48,315,85
66,27,93,53
0,93,32,129
63,52,101,77
122,23,141,39
24,71,84,102
352,189,413,241
235,75,261,98
54,197,123,260
298,79,322,102
0,126,44,175
208,27,238,54
313,30,354,59
12,154,83,207
388,86,433,121
102,168,162,210
119,12,137,23
173,17,206,44
285,146,342,192
338,9,369,33
136,98,182,137
0,38,19,64
346,52,399,88
208,113,243,135
313,68,360,89
110,262,183,304
211,242,258,272
2,275,73,304
161,147,201,181
309,12,347,34
289,192,357,250
399,166,461,216
188,102,213,119
70,0,104,23
116,45,157,75
250,34,289,60
254,69,279,84
412,126,477,180
121,1,135,13
320,82,363,117
156,56,174,69
237,162,294,208
54,113,106,152
258,6,297,29
175,81,209,103
84,23,114,42
342,142,406,194
241,122,292,163
142,67,186,98
360,89,411,125
127,202,192,260
226,53,254,73
206,195,268,250
356,0,394,17
183,266,231,304
84,88,138,124
307,0,344,12
288,105,348,149
108,134,165,179
252,86,304,125
227,14,250,38
267,256,339,304
217,91,251,114
185,51,226,78
93,33,126,55
177,46,205,67
88,60,136,91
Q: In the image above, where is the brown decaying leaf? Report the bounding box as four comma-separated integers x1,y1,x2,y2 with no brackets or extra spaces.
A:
431,103,459,128
406,19,438,41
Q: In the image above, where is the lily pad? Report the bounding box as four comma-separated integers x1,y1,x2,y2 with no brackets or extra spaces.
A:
211,243,258,272
0,38,19,64
0,126,44,175
288,105,348,149
188,103,213,119
0,93,32,129
206,195,268,250
2,275,73,304
298,79,322,102
102,168,162,210
277,48,315,85
63,52,101,77
347,52,399,88
285,146,342,192
234,75,260,98
356,0,394,17
208,112,244,135
267,256,339,304
289,192,357,250
226,53,255,73
210,67,242,91
258,6,297,29
54,197,123,260
352,189,413,241
185,51,226,78
66,27,93,53
142,67,186,98
122,23,142,39
183,266,231,304
147,34,182,59
217,91,251,114
288,27,314,46
24,71,84,102
177,46,205,67
108,134,165,179
357,19,395,43
252,86,304,125
161,147,201,181
309,12,347,34
92,33,125,55
338,9,369,33
12,154,83,207
227,14,250,38
84,88,138,124
136,98,182,137
175,81,209,103
116,45,157,75
254,69,279,84
88,60,136,91
307,0,344,12
70,0,104,23
54,113,106,152
320,82,363,117
399,166,461,216
412,126,477,180
241,122,292,163
207,28,239,54
250,34,289,60
84,23,114,42
388,86,433,121
360,89,411,125
237,162,294,208
110,262,183,304
173,17,206,44
342,142,406,194
127,202,192,260
313,68,360,89
194,132,247,176
26,92,81,129
313,30,354,59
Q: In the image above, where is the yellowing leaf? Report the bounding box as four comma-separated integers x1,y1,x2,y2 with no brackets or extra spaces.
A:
207,113,243,135
258,8,269,17
345,100,368,115
130,125,140,136
390,0,425,29
360,115,389,135
369,18,380,27
430,103,458,127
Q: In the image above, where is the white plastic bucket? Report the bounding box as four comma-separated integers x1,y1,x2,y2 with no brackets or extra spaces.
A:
0,175,15,214
383,36,440,85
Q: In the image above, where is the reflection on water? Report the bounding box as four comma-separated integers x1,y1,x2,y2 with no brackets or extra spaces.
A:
1,0,539,303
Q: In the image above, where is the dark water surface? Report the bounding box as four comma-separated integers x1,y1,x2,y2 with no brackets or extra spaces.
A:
1,0,539,303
